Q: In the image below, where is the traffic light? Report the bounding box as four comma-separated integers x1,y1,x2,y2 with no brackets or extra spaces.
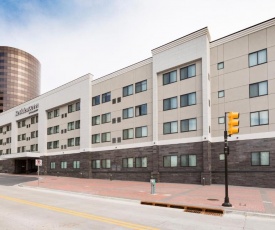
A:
228,112,239,136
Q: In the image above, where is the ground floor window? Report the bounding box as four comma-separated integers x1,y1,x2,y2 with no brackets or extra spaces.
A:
73,161,80,169
181,155,197,167
92,160,100,169
163,155,177,167
135,157,147,168
102,159,111,168
251,152,269,166
50,162,56,169
61,161,67,169
122,158,134,168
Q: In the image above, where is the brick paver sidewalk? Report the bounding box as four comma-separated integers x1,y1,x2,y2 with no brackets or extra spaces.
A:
23,176,275,215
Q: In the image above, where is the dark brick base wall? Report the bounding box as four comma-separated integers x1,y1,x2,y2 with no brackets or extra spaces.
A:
211,138,275,188
1,137,275,188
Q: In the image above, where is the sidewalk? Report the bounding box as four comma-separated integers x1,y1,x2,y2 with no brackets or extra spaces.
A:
23,176,275,216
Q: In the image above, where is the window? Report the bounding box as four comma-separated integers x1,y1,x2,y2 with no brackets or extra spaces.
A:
163,155,177,167
135,104,147,116
47,127,53,135
68,138,74,147
21,134,26,141
123,128,134,140
122,158,134,168
102,159,111,169
61,162,67,169
163,97,177,111
68,122,74,131
92,115,100,126
163,70,177,85
31,131,36,138
22,120,25,127
218,90,224,98
101,132,111,142
251,152,269,166
30,144,38,152
123,107,134,119
76,102,80,111
21,146,26,152
250,110,268,126
180,64,196,80
218,117,225,124
68,104,75,113
18,135,21,141
180,92,196,107
135,80,147,93
47,111,53,119
102,113,111,123
163,121,178,134
75,137,80,146
249,49,267,67
92,160,100,169
92,95,100,106
6,149,11,154
135,157,147,168
75,120,80,129
123,84,133,97
50,162,55,169
92,134,100,144
54,109,59,117
102,92,111,103
47,142,53,149
73,161,80,169
181,155,197,167
181,118,197,132
53,141,59,149
135,126,148,138
217,62,224,70
31,117,35,124
53,126,59,133
249,81,268,98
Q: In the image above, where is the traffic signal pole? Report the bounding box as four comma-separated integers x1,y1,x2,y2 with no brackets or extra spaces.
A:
222,112,232,207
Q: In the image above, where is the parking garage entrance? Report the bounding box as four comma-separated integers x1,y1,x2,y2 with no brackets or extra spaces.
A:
14,158,37,174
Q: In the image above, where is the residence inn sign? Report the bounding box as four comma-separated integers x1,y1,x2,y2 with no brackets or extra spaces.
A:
15,103,39,116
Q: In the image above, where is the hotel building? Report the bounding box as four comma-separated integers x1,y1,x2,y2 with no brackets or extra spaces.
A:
0,18,275,188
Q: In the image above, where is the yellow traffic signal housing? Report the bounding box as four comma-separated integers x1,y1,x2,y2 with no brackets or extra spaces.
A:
228,112,239,136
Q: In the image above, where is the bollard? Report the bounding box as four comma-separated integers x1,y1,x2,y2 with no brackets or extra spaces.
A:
203,177,205,186
150,178,156,194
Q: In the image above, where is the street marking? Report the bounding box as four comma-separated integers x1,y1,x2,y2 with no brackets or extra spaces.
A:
0,194,158,230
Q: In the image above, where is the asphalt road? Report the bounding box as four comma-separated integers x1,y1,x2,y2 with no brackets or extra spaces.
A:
0,174,38,186
0,174,275,230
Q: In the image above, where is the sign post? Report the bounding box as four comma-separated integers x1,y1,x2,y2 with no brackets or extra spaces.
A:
35,159,42,187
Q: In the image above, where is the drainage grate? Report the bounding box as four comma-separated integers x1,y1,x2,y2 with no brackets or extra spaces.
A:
140,201,224,216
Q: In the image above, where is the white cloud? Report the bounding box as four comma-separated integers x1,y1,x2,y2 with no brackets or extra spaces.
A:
0,0,274,93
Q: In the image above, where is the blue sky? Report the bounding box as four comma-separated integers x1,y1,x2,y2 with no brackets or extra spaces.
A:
0,0,275,93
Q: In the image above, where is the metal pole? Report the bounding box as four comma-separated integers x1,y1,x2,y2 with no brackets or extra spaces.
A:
222,112,232,207
38,165,40,187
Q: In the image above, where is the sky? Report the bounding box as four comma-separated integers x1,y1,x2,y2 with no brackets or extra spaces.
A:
0,0,275,93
